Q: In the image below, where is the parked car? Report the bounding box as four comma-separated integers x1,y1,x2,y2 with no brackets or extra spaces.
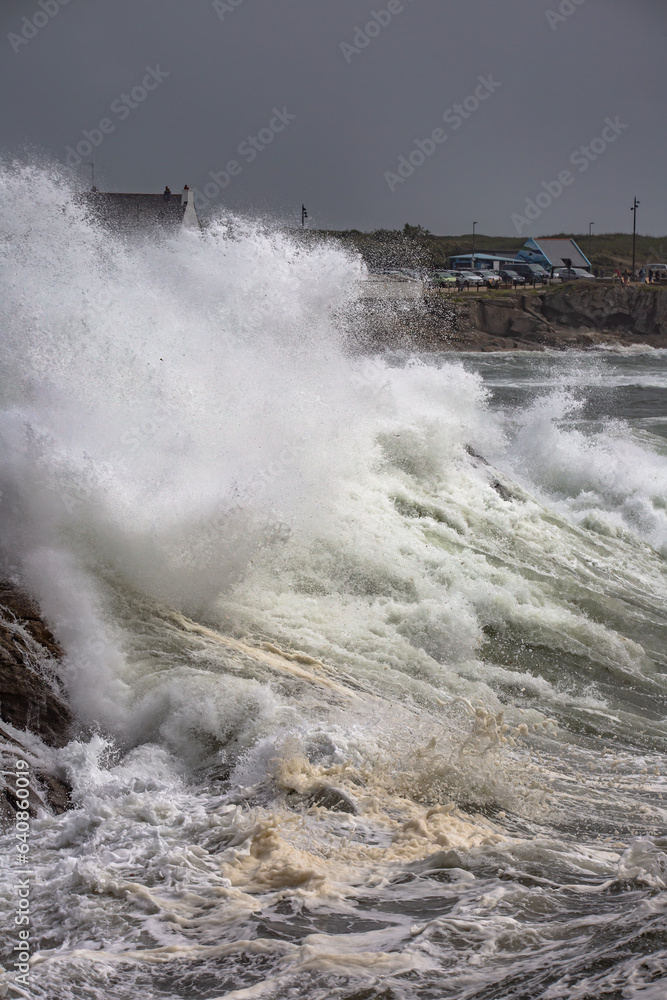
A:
499,269,526,285
554,267,596,282
452,270,485,287
430,271,458,288
511,263,550,284
483,270,504,285
460,270,487,284
472,270,501,287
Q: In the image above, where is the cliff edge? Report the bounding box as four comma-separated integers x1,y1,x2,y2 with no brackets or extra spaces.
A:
465,284,667,348
360,284,667,351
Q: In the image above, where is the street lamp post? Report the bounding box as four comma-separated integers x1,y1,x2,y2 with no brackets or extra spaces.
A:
631,198,640,279
471,221,478,271
588,222,594,270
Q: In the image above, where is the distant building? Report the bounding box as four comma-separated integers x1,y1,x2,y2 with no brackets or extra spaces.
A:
448,252,518,271
516,237,590,272
450,239,591,273
80,187,200,233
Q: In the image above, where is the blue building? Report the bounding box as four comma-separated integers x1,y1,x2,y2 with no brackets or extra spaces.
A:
516,238,590,272
449,238,591,274
448,252,518,271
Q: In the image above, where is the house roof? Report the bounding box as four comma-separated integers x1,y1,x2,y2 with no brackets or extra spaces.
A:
519,238,589,268
80,191,190,232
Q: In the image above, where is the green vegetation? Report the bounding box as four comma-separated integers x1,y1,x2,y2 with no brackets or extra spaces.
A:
545,232,667,269
305,225,667,272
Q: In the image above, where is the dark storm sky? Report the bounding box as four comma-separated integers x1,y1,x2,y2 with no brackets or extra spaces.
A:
1,0,665,235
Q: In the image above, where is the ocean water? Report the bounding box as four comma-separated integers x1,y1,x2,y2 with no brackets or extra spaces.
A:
1,166,666,1000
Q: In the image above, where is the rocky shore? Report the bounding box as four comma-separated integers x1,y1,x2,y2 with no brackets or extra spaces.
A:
0,584,73,821
361,283,667,352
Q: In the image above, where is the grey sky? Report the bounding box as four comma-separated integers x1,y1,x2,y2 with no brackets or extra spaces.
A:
1,0,665,235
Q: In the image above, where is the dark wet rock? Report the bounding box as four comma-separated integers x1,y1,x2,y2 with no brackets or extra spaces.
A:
0,584,71,747
284,782,359,815
0,585,63,657
34,769,72,814
307,785,358,814
0,583,73,819
470,296,558,340
465,445,489,465
541,282,667,337
286,785,358,814
0,727,72,820
407,848,470,876
462,285,667,348
465,448,520,502
491,479,514,502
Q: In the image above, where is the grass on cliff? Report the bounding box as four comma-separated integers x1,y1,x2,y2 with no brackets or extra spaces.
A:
428,283,667,306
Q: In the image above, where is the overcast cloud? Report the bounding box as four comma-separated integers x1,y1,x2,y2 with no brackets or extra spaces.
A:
1,0,664,235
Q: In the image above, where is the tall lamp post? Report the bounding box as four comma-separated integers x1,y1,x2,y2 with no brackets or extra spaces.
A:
631,197,640,279
588,222,594,270
471,221,478,271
